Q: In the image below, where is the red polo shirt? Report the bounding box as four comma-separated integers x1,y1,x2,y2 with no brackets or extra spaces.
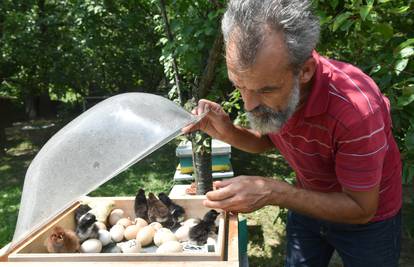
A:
268,51,402,222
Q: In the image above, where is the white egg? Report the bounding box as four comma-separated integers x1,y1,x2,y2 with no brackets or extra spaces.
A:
118,239,141,253
183,218,200,228
80,239,102,253
134,217,148,228
136,226,155,247
98,229,112,246
95,222,107,231
174,225,190,242
124,225,141,240
154,228,177,247
117,218,132,228
109,209,125,225
149,222,163,231
110,224,125,242
156,241,183,253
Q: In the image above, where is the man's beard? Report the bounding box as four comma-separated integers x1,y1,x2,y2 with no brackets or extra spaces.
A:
246,76,300,134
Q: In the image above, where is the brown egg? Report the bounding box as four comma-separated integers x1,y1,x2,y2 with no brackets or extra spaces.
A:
95,222,107,231
154,228,177,247
136,226,155,247
117,218,132,228
134,218,148,228
124,225,141,240
156,241,183,253
109,209,125,226
149,222,163,231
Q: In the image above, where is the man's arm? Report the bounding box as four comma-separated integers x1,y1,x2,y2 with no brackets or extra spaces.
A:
182,99,274,154
204,176,379,224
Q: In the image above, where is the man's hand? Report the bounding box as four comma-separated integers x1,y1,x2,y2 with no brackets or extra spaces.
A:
182,99,235,142
203,176,289,213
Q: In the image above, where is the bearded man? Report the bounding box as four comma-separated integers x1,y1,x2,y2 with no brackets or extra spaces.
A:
184,0,402,266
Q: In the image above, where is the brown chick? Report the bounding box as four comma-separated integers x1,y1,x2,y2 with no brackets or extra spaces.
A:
44,226,80,253
147,192,171,225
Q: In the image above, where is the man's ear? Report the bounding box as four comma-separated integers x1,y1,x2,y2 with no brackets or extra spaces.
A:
299,57,317,84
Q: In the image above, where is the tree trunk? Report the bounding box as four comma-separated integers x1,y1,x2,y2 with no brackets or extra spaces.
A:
192,132,213,194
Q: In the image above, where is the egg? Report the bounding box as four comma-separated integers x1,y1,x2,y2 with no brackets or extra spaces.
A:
136,226,155,247
80,239,102,253
182,218,200,228
174,225,190,242
109,209,125,225
124,225,141,240
98,229,112,246
154,228,177,247
117,218,132,228
95,222,107,231
156,241,183,253
134,217,148,228
118,239,141,253
149,222,163,231
110,224,125,242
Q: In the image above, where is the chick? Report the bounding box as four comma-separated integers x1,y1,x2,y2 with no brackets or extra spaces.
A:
158,192,185,228
189,210,219,246
147,192,171,226
74,204,91,224
44,226,80,253
134,188,148,221
76,213,99,242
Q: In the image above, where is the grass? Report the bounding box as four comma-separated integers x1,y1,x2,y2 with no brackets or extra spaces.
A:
1,120,413,267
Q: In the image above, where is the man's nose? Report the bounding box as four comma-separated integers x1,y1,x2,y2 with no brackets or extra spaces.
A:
241,89,260,112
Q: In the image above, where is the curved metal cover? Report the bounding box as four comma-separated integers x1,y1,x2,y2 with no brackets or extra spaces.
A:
9,93,201,251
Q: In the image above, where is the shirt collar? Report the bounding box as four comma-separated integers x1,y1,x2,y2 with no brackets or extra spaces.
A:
303,50,330,118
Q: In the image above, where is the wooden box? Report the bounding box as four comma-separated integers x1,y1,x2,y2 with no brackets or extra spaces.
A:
1,196,239,266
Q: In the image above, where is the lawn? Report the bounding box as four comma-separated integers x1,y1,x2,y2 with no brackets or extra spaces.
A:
0,120,413,266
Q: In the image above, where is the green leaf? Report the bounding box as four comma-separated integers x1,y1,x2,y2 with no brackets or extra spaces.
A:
400,47,414,58
333,12,352,32
329,0,339,9
375,23,394,40
397,94,414,107
396,39,414,53
405,127,414,152
360,5,372,21
395,58,409,75
390,6,410,14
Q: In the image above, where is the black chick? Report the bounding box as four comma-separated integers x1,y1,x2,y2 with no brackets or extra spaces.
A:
74,204,91,224
134,188,148,221
147,192,171,225
76,213,99,242
158,192,185,228
189,210,219,246
44,226,80,253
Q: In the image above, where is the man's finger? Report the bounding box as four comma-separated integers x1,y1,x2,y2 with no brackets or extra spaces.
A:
213,178,236,189
206,186,235,201
181,123,199,134
203,197,235,210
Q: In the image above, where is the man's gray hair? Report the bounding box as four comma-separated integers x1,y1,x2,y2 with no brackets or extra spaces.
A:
222,0,320,71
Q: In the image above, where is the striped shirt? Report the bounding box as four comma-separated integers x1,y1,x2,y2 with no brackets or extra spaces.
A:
268,51,402,222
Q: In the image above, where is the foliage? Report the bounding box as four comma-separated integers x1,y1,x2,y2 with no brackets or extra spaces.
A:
0,0,163,110
314,0,414,183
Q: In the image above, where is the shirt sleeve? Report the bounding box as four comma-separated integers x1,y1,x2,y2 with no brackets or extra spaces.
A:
335,110,387,191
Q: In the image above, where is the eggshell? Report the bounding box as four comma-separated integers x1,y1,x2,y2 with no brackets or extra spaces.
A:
134,217,148,228
154,228,177,247
118,239,141,253
156,241,183,253
183,218,200,228
124,225,141,240
117,218,132,228
110,224,125,242
149,222,163,231
95,222,107,230
98,229,112,246
174,225,190,242
109,209,125,225
80,239,102,253
136,226,155,247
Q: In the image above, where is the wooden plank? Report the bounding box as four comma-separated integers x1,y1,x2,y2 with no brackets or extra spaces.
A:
226,213,239,262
